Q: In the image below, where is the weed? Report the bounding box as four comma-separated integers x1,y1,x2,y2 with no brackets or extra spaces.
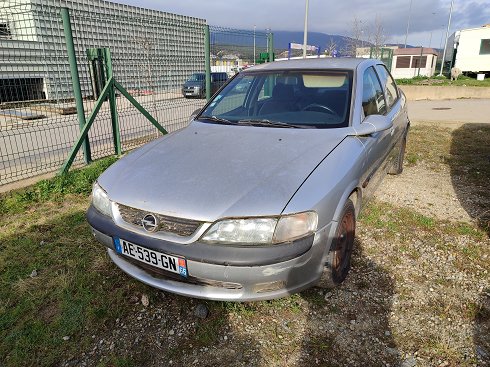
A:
405,152,419,166
194,313,226,346
217,301,257,317
396,75,490,87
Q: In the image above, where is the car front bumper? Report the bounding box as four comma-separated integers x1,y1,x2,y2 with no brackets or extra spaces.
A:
182,87,201,97
87,205,336,301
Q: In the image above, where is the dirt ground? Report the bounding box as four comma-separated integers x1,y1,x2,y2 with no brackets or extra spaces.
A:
378,120,474,224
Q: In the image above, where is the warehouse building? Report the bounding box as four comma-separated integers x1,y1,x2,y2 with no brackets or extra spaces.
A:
0,0,206,102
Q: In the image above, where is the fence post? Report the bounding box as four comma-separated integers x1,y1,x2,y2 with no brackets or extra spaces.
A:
417,46,423,77
103,48,121,155
268,32,274,62
204,25,211,101
60,7,92,164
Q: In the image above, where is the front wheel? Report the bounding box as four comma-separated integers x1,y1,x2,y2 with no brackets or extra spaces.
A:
317,199,356,288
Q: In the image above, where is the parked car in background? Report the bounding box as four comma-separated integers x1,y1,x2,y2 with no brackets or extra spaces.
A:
182,72,228,98
88,58,410,301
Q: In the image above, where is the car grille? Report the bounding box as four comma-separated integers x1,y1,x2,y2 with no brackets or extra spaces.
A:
117,204,202,237
120,255,243,290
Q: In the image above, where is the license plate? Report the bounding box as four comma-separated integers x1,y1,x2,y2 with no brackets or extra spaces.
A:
113,237,188,277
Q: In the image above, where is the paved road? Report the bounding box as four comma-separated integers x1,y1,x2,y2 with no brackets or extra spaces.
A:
0,93,205,186
408,98,490,125
1,97,489,189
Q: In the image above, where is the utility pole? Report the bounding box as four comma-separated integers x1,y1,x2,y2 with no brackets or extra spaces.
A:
303,0,309,58
404,0,413,48
439,0,454,76
428,12,436,48
253,25,256,64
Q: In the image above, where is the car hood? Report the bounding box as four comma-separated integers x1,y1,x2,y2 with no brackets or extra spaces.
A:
98,121,348,222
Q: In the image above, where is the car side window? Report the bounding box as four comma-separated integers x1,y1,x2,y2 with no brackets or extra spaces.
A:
362,67,387,117
375,65,398,109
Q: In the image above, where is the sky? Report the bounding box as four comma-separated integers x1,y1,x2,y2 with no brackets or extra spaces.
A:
113,0,490,48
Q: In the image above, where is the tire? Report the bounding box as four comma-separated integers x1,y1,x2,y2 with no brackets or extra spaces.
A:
317,199,356,289
388,132,407,175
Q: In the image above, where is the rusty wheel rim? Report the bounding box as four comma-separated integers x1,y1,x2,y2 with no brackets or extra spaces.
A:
332,210,355,282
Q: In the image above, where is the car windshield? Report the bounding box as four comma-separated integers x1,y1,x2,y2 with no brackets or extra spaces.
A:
198,70,353,128
188,73,205,81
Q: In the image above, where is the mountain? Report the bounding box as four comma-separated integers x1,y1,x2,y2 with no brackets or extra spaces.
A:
272,30,357,52
210,29,373,59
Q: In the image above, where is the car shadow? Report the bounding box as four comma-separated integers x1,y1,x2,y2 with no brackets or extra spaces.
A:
449,123,490,234
296,238,400,366
473,288,490,365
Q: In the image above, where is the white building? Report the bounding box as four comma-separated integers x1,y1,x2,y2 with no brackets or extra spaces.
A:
0,0,206,102
445,25,490,74
391,47,438,79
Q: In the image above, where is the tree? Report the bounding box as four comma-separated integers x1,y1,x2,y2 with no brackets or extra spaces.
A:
345,16,389,58
344,16,365,57
368,16,387,59
324,37,337,56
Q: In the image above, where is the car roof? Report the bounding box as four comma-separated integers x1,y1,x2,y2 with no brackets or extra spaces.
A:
243,58,378,72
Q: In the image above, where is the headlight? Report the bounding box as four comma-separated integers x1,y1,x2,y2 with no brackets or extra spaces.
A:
92,182,112,217
201,211,317,245
273,211,318,243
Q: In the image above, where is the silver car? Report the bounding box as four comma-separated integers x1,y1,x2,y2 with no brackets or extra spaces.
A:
87,58,409,301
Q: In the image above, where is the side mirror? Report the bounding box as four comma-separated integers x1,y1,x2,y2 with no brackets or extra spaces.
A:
351,115,393,136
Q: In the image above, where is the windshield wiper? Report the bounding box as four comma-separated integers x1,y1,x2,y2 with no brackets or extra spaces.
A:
237,118,311,129
198,115,236,125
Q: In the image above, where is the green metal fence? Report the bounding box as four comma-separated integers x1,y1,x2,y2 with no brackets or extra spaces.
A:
0,0,275,186
370,47,394,71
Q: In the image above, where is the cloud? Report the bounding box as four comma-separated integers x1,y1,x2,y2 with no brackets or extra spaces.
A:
113,0,490,47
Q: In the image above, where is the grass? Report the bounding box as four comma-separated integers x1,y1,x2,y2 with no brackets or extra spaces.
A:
0,157,148,366
396,74,490,87
0,156,118,215
405,123,490,233
359,201,437,239
405,124,452,169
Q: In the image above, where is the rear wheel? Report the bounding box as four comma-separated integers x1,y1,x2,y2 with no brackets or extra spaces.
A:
388,132,407,175
317,199,356,288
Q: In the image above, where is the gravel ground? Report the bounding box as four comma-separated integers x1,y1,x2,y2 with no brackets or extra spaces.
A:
376,164,473,223
59,125,489,367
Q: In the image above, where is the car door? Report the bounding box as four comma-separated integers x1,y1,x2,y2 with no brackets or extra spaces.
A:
358,66,391,198
374,64,405,167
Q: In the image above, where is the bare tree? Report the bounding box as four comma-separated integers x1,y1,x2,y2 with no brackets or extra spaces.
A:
133,34,161,137
344,16,365,57
324,37,337,56
344,16,389,58
368,16,388,59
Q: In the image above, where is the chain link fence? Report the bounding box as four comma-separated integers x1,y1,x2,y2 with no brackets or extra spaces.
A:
0,0,206,185
209,26,270,72
0,0,274,187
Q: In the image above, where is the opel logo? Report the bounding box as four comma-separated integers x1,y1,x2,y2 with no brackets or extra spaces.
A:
142,214,158,232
